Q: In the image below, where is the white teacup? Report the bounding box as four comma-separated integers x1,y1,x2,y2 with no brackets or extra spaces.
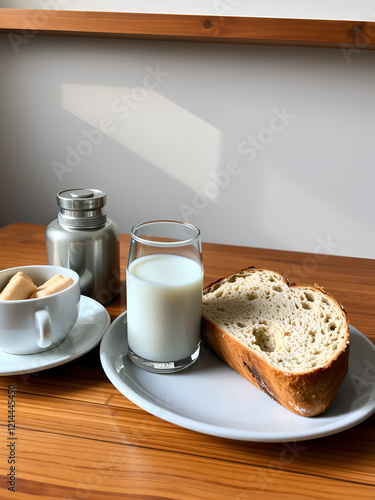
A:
0,265,80,354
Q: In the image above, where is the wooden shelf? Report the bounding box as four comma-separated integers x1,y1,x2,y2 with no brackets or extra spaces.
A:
0,9,375,49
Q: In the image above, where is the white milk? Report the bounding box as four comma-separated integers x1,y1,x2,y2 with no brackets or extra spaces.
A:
126,254,203,362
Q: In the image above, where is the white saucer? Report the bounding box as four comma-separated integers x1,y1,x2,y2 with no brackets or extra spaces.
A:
100,312,375,442
0,295,110,376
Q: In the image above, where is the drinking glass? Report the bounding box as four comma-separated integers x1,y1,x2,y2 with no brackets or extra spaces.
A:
126,220,203,373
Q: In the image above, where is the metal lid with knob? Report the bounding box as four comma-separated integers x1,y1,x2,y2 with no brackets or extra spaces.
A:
57,188,107,229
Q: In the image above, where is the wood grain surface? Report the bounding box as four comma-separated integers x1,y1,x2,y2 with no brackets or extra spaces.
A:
0,222,374,499
0,9,375,49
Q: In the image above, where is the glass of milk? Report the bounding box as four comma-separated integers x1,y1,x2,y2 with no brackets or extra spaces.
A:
126,220,203,373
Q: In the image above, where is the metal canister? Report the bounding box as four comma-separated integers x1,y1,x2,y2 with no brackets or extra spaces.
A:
46,188,121,305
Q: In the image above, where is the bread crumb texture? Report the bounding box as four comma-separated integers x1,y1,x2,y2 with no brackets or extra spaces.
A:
202,269,348,373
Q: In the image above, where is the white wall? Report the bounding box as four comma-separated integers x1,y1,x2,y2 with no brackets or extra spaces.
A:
0,33,374,259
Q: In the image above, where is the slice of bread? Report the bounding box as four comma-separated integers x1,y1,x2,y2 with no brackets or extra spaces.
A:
201,267,350,417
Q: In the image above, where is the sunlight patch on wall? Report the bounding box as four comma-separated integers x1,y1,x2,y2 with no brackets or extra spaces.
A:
61,82,221,195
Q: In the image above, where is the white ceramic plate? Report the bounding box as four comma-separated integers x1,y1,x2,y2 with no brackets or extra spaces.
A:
0,296,110,376
100,312,375,442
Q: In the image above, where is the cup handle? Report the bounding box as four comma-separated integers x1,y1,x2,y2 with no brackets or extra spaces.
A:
35,309,53,348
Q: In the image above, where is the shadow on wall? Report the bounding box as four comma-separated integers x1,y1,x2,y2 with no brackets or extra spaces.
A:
0,33,374,258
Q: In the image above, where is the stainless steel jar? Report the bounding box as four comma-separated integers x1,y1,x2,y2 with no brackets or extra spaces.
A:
46,188,121,305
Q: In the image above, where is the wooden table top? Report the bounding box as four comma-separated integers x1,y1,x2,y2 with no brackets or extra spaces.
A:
0,222,374,499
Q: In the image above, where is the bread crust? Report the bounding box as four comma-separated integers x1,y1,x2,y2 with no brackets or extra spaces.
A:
201,267,350,417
